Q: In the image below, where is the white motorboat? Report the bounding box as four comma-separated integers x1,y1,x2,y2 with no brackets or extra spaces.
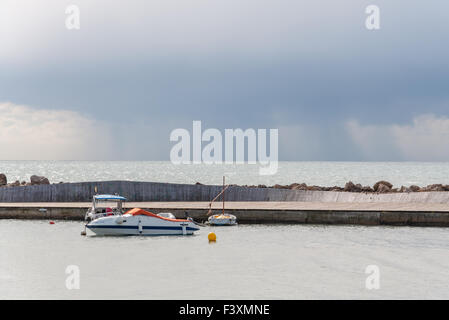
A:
86,208,200,236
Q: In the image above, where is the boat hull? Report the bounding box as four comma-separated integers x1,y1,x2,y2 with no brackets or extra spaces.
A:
86,213,200,236
208,214,238,226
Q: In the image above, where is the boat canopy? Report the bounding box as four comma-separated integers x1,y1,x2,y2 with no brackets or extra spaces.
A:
125,208,185,222
94,194,127,201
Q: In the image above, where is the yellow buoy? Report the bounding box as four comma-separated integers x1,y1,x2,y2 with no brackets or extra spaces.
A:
208,232,216,242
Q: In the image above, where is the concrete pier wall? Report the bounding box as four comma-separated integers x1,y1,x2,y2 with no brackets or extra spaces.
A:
1,205,448,227
2,180,449,203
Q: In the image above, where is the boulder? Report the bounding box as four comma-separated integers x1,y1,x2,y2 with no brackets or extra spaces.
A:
425,184,445,192
399,186,410,193
330,186,344,192
373,180,393,192
344,181,363,192
30,175,50,185
377,183,392,193
361,186,374,193
273,184,289,189
291,183,307,190
344,181,355,192
6,180,20,187
409,185,420,192
0,173,6,186
9,180,20,187
307,185,323,191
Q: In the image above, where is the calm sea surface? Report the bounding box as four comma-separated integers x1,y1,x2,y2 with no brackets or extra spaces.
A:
1,161,449,187
0,221,448,299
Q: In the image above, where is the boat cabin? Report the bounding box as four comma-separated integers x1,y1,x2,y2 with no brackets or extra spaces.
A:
85,194,127,221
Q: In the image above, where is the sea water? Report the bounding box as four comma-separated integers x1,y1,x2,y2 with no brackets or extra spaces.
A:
1,161,449,187
0,221,448,299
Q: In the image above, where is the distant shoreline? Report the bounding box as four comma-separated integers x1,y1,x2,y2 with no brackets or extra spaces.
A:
2,173,449,194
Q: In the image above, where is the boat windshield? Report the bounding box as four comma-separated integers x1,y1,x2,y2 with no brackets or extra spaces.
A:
92,195,126,211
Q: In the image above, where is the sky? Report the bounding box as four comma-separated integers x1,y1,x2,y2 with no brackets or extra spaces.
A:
0,0,448,161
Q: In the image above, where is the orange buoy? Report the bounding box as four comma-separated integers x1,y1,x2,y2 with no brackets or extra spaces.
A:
208,232,216,242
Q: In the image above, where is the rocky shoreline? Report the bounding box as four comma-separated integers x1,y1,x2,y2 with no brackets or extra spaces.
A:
223,180,449,193
1,173,448,194
0,174,51,187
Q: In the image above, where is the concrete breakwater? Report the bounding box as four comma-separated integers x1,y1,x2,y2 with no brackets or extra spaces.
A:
2,180,449,203
1,202,449,226
2,181,449,226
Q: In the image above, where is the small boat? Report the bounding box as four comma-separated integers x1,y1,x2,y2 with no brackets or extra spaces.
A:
207,176,238,226
86,207,200,236
208,213,237,226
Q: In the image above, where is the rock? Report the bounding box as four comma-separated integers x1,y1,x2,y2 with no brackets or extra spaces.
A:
0,173,6,186
399,186,410,193
425,184,445,192
344,181,355,192
377,183,392,193
8,180,20,187
14,180,20,186
344,181,363,192
361,186,374,192
373,180,393,192
273,184,289,189
307,185,322,191
291,183,307,190
21,181,26,185
330,186,344,192
30,175,50,185
257,184,267,188
195,182,203,185
409,185,420,192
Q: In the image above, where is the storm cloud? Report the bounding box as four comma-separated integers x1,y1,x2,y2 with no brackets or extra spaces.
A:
0,1,448,160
